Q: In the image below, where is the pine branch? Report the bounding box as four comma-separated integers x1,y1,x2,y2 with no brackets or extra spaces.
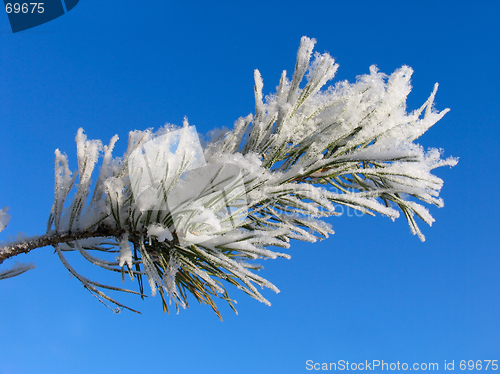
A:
0,36,457,317
0,227,124,265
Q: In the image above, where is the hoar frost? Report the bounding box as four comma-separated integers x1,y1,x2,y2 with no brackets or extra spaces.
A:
0,207,10,233
0,36,457,317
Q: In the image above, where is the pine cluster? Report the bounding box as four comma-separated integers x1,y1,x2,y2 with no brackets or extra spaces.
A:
0,37,457,317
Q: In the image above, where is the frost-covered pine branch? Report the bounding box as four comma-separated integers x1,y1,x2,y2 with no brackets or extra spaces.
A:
0,37,457,318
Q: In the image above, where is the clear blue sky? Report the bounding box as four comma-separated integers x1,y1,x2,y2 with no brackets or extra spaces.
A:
0,1,499,373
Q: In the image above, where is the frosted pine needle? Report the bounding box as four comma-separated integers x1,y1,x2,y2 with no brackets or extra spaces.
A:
0,37,457,318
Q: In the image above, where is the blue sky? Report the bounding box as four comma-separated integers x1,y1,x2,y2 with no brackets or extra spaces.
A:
0,1,499,373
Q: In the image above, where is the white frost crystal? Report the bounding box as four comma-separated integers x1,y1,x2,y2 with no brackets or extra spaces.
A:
147,223,173,242
118,232,133,269
0,207,10,233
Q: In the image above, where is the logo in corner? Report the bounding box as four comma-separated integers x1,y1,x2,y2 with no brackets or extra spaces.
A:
4,0,79,33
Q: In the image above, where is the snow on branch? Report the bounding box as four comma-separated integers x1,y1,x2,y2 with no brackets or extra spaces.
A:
0,36,457,317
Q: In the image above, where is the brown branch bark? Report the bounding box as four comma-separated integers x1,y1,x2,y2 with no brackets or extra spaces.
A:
0,227,126,265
